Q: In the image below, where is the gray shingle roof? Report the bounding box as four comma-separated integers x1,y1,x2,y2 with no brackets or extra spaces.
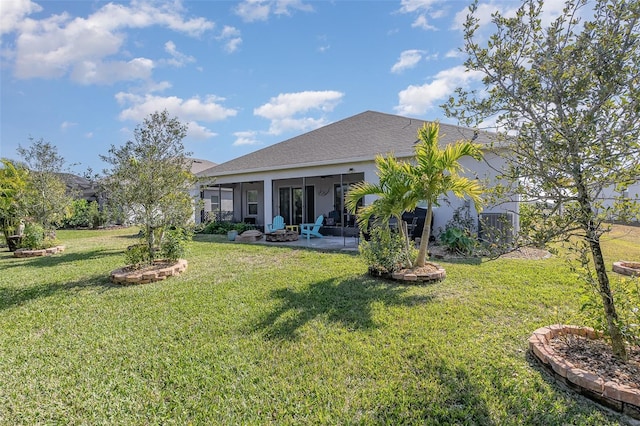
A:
189,158,217,174
200,110,496,177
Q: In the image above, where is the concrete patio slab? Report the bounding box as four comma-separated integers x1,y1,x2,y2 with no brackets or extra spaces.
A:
254,235,360,251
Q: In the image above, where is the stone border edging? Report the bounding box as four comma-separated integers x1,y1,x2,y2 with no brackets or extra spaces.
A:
13,245,66,258
110,259,188,285
529,324,640,420
368,262,446,283
391,263,446,283
613,261,640,277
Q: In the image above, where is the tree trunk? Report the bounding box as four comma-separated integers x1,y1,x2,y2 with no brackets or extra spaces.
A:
574,169,628,360
147,224,156,262
588,230,628,360
398,217,413,268
416,202,433,267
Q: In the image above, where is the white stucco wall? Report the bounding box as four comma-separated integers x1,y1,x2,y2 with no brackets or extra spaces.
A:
200,151,520,236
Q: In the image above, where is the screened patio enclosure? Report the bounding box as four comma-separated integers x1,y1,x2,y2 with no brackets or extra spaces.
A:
199,172,365,237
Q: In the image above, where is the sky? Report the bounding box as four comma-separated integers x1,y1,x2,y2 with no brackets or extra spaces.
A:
1,0,567,175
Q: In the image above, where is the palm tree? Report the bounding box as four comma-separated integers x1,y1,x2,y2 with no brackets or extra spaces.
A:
410,122,484,267
346,154,415,268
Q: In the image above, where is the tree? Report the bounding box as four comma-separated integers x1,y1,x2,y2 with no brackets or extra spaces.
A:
410,123,484,267
101,110,196,264
444,0,640,359
346,122,484,270
346,154,415,268
17,138,73,232
0,159,30,248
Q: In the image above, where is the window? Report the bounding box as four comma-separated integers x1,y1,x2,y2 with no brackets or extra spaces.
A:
210,195,220,211
247,190,258,215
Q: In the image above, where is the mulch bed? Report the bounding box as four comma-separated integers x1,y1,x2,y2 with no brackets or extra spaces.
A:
549,335,640,390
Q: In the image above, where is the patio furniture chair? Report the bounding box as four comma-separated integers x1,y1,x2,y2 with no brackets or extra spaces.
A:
301,215,324,240
266,215,285,233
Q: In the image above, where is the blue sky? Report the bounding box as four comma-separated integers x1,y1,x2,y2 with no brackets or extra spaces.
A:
1,0,565,175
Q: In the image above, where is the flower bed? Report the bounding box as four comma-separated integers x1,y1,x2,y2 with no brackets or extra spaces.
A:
613,261,640,277
529,324,640,420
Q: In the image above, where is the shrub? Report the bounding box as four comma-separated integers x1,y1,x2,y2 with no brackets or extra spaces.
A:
62,199,88,228
359,225,408,275
161,228,190,262
202,221,255,235
19,222,54,250
124,243,150,269
440,227,476,255
88,201,106,228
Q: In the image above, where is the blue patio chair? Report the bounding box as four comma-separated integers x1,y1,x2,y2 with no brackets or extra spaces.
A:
266,215,285,233
301,215,324,240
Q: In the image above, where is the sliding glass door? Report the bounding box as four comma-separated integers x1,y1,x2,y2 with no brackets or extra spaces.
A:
278,186,314,225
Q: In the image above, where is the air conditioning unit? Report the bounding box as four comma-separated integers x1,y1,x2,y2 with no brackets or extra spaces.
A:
478,213,514,244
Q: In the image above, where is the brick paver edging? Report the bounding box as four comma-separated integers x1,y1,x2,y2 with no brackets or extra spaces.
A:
529,324,640,420
391,263,446,283
613,261,640,277
368,262,446,283
13,245,65,258
110,259,188,285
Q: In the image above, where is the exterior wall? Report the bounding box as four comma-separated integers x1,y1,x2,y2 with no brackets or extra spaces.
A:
598,181,640,223
201,152,520,236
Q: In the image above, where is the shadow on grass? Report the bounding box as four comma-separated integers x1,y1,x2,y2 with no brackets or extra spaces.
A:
436,256,483,266
253,277,434,340
0,248,122,270
0,273,116,311
373,356,494,425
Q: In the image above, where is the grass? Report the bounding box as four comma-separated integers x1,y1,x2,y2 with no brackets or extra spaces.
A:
0,225,638,425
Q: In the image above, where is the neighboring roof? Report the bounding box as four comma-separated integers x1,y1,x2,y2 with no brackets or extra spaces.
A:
200,110,497,177
189,158,217,174
59,173,99,200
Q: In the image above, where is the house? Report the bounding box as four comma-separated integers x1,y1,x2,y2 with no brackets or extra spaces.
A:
598,180,640,224
196,111,520,238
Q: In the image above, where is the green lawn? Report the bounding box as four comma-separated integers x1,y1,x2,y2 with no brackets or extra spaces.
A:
1,226,638,425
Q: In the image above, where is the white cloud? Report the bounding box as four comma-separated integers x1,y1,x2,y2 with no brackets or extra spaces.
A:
7,1,213,83
235,0,314,23
391,49,425,74
216,26,242,53
452,2,507,31
163,41,195,67
0,0,42,36
233,130,261,146
445,49,462,59
398,0,445,31
254,90,343,135
60,121,77,130
394,65,483,116
115,92,238,125
452,1,566,33
398,0,440,14
71,58,155,85
412,15,437,31
317,34,330,53
186,121,217,139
